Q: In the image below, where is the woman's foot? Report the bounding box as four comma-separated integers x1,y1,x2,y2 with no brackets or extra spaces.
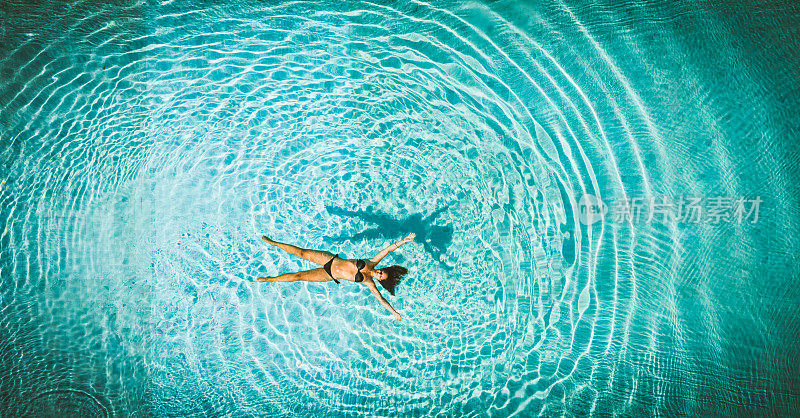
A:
261,235,275,245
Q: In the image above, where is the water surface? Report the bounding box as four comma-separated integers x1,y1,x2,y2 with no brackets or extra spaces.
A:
1,0,799,416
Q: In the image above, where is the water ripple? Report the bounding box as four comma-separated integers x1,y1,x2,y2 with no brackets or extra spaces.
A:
1,0,798,416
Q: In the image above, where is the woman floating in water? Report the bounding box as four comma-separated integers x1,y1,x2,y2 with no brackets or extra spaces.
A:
256,233,414,321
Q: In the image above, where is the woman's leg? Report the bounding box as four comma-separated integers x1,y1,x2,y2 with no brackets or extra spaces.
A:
257,268,332,282
262,236,335,265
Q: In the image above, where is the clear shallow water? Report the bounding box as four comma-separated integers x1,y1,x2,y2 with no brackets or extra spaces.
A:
1,0,799,416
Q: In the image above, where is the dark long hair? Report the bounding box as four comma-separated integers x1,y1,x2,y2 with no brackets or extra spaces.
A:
378,265,407,296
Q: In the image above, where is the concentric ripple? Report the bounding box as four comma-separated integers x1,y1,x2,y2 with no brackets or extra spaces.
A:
1,0,798,416
14,389,110,417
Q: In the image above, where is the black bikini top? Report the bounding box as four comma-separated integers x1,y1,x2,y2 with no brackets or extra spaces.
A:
353,259,367,283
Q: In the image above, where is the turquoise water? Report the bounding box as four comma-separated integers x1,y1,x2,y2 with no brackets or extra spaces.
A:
1,0,799,416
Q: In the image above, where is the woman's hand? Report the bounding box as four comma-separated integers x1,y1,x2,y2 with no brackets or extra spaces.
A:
402,233,415,243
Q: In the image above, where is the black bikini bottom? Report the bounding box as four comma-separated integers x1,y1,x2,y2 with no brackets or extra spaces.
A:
324,254,340,284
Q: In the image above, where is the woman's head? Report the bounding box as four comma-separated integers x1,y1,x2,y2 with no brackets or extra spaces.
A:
370,268,388,281
372,265,407,296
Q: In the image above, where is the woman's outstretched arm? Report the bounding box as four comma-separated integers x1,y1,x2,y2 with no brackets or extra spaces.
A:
370,233,415,264
365,280,402,321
